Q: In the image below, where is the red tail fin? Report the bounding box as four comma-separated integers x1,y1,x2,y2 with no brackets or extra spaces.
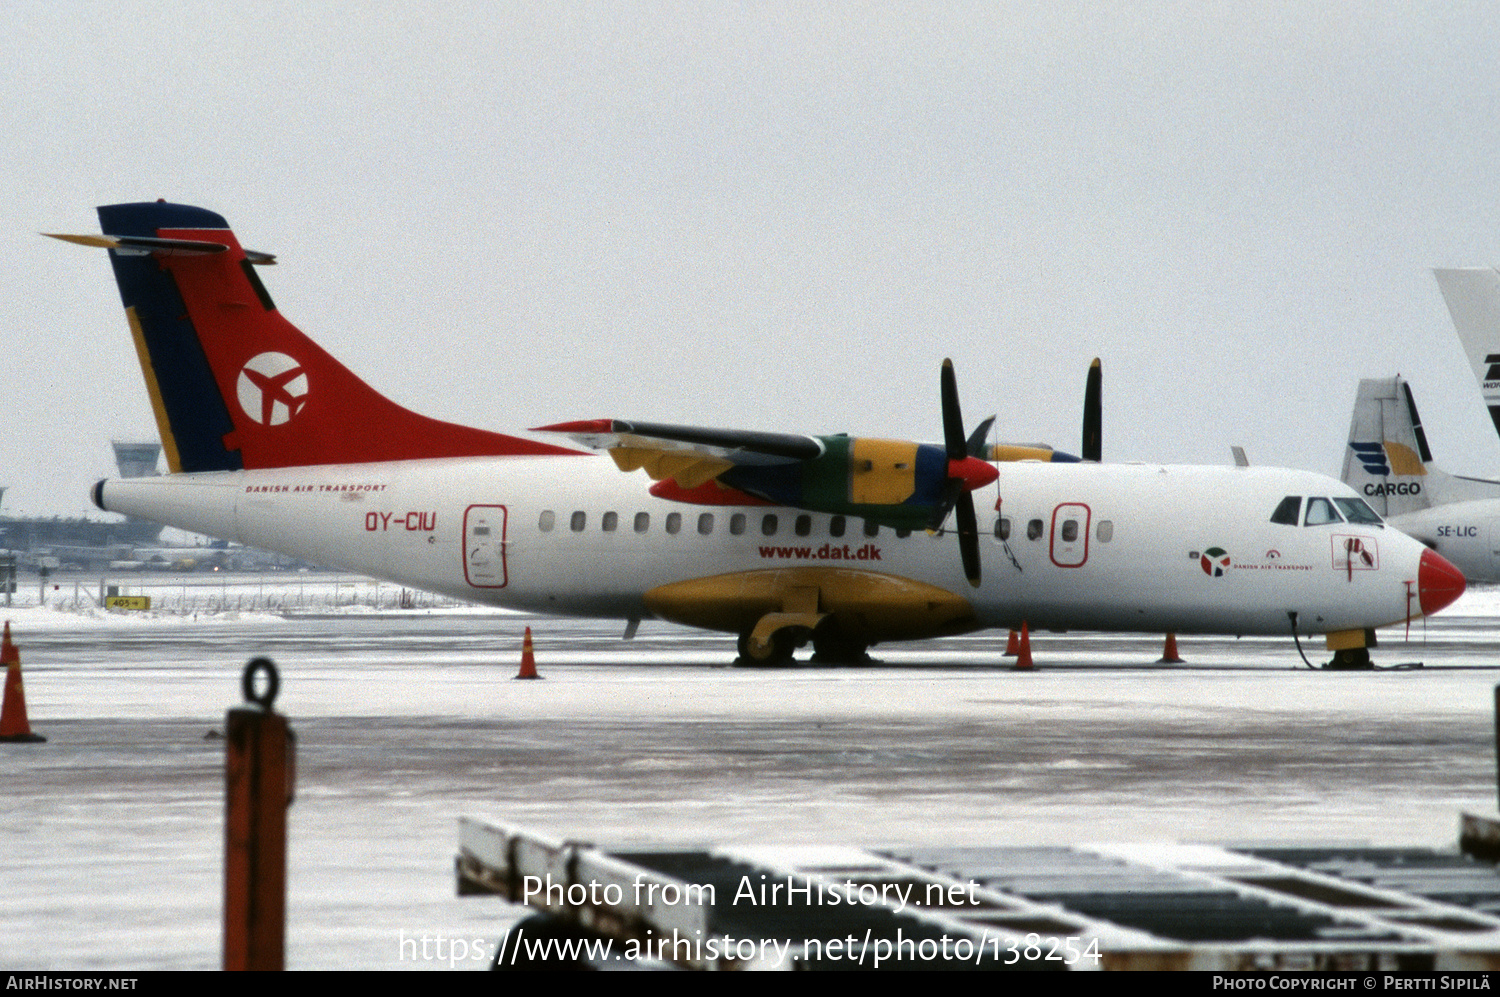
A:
62,202,578,472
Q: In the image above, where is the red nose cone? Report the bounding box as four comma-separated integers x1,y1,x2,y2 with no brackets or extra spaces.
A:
1418,548,1466,618
948,456,999,492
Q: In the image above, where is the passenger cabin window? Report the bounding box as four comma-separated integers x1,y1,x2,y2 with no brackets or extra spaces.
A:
601,511,618,532
570,511,586,532
994,517,1011,541
1061,519,1079,543
665,512,682,535
539,510,555,532
762,514,778,536
1270,496,1302,526
1027,519,1043,541
830,515,846,538
698,513,714,535
1096,520,1113,542
1333,497,1383,526
730,513,746,535
1303,497,1342,526
864,519,879,537
795,514,812,537
634,512,650,533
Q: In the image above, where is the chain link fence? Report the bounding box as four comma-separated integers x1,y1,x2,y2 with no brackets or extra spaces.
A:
14,573,467,615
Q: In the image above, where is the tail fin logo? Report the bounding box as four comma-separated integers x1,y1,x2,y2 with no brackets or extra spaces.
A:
1349,442,1390,476
1485,354,1500,383
237,352,309,426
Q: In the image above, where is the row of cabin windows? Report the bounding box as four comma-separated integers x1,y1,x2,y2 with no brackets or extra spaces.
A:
1268,495,1383,528
992,518,1115,543
538,510,903,538
535,509,1117,545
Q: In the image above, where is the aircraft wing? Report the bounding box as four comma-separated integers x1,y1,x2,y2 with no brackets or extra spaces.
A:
536,363,1039,588
533,419,824,488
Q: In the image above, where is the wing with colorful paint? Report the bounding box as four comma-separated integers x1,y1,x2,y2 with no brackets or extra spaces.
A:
535,361,1084,587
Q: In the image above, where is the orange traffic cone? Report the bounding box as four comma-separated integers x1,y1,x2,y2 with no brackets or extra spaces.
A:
0,622,45,742
1003,629,1020,656
1012,621,1033,671
514,626,542,680
1158,633,1184,664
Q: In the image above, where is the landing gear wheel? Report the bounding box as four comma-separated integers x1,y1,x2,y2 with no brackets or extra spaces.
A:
735,629,801,667
1326,646,1374,670
810,626,872,665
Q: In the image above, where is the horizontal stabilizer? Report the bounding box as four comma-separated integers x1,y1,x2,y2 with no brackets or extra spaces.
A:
44,232,276,264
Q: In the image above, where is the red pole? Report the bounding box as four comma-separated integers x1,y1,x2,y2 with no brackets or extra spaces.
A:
224,658,295,971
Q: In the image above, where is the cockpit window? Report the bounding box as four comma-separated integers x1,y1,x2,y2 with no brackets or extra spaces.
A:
1333,497,1383,526
1303,497,1343,526
1270,496,1302,526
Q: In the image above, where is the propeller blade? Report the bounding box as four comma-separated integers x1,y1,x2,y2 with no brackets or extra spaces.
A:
965,416,996,458
956,492,981,588
938,359,986,586
931,478,963,531
1081,357,1102,463
940,359,966,459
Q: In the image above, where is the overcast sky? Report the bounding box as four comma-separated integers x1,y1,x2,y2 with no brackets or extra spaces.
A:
6,2,1500,516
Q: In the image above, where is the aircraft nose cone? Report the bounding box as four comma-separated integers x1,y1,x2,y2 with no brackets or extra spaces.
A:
1418,548,1466,618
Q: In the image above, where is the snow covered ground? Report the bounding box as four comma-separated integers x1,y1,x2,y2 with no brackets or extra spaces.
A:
3,583,1500,969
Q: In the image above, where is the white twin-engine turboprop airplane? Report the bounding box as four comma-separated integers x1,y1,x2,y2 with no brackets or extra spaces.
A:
49,202,1465,666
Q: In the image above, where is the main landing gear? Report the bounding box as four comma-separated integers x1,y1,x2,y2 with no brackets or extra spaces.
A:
810,626,873,665
735,620,872,666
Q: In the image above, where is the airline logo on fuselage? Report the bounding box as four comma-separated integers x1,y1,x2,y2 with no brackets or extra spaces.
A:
1193,547,1314,574
237,352,308,426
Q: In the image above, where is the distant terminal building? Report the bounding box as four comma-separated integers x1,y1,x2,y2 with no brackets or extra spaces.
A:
0,516,163,562
0,442,165,567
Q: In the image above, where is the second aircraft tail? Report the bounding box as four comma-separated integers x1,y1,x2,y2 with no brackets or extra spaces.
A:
1341,376,1439,518
1435,267,1500,441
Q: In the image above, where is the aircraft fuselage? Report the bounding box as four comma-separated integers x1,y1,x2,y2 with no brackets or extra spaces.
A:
1387,503,1500,585
96,456,1444,642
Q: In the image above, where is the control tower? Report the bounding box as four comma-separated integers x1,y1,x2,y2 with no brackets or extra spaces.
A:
111,441,162,479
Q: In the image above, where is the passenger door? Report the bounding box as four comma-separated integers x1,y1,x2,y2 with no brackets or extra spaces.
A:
464,504,508,588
